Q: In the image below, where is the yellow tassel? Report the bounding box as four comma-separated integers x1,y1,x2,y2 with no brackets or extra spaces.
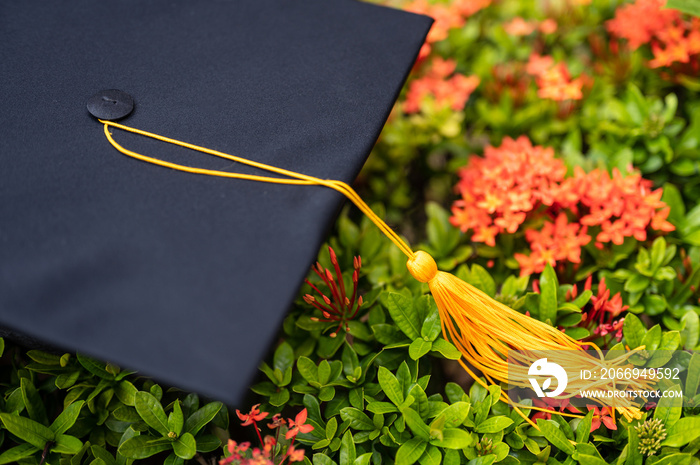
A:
99,121,647,426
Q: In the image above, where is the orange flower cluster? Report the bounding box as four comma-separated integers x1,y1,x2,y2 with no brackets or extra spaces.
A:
404,0,491,59
607,0,700,69
503,17,557,36
449,136,674,275
526,53,585,101
404,58,480,114
221,407,313,465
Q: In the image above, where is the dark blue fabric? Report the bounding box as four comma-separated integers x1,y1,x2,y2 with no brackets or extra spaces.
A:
0,0,431,404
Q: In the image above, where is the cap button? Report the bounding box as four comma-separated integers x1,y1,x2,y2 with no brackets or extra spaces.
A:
87,89,134,120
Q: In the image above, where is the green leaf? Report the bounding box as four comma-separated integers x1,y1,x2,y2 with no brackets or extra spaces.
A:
340,431,356,465
168,401,184,437
0,338,4,358
662,417,700,446
430,339,462,360
355,452,373,465
641,325,662,351
626,424,642,465
409,385,430,419
470,265,496,297
430,428,472,449
578,454,608,465
367,402,398,414
539,264,558,324
654,384,682,427
184,401,222,436
648,331,681,367
196,434,221,453
77,353,114,379
50,400,85,435
27,350,62,365
91,446,118,465
419,445,441,465
20,377,48,426
576,410,593,444
444,450,460,465
625,274,650,293
135,391,170,437
118,435,172,459
173,432,196,460
297,357,319,384
537,420,574,454
274,342,295,374
651,454,694,465
666,0,700,17
421,307,442,342
378,367,404,406
441,402,470,428
681,311,700,349
313,454,336,465
0,412,55,448
396,438,427,465
52,434,83,454
476,416,513,434
382,292,421,340
164,453,185,465
0,444,39,465
409,339,432,360
340,408,374,431
114,380,138,407
403,408,430,440
686,352,700,394
623,314,646,349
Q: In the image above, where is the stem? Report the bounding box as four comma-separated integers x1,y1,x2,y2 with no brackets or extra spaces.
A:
39,442,53,465
194,453,210,465
252,420,265,448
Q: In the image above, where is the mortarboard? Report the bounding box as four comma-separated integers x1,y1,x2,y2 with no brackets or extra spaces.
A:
0,0,433,404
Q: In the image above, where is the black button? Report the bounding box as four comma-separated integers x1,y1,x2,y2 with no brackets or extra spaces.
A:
87,89,134,120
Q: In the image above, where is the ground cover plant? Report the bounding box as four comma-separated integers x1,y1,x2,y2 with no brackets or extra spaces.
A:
2,0,700,464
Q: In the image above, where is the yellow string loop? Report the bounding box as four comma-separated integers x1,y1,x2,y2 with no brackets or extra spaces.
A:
100,120,416,259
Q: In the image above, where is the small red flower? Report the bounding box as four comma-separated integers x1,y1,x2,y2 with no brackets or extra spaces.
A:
285,409,314,439
287,445,306,463
236,404,268,426
588,405,617,431
267,413,286,430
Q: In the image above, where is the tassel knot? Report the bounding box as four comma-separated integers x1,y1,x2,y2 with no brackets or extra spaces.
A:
407,251,437,283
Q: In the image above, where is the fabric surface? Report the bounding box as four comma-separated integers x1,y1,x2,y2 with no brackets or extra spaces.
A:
0,0,431,403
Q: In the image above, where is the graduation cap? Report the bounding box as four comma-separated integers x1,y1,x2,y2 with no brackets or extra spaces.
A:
0,0,433,404
1,0,643,427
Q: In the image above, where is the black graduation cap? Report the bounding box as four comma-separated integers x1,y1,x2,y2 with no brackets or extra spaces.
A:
0,1,431,404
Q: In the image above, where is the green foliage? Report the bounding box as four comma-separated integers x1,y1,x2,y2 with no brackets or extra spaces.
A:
0,341,226,464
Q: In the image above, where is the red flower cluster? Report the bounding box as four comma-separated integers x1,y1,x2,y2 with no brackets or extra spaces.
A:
526,53,586,101
404,58,480,114
221,407,313,465
607,0,700,69
404,0,491,59
573,276,627,343
304,247,363,338
449,136,674,275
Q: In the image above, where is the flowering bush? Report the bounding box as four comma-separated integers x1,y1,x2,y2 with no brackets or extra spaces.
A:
449,135,674,275
3,1,700,465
